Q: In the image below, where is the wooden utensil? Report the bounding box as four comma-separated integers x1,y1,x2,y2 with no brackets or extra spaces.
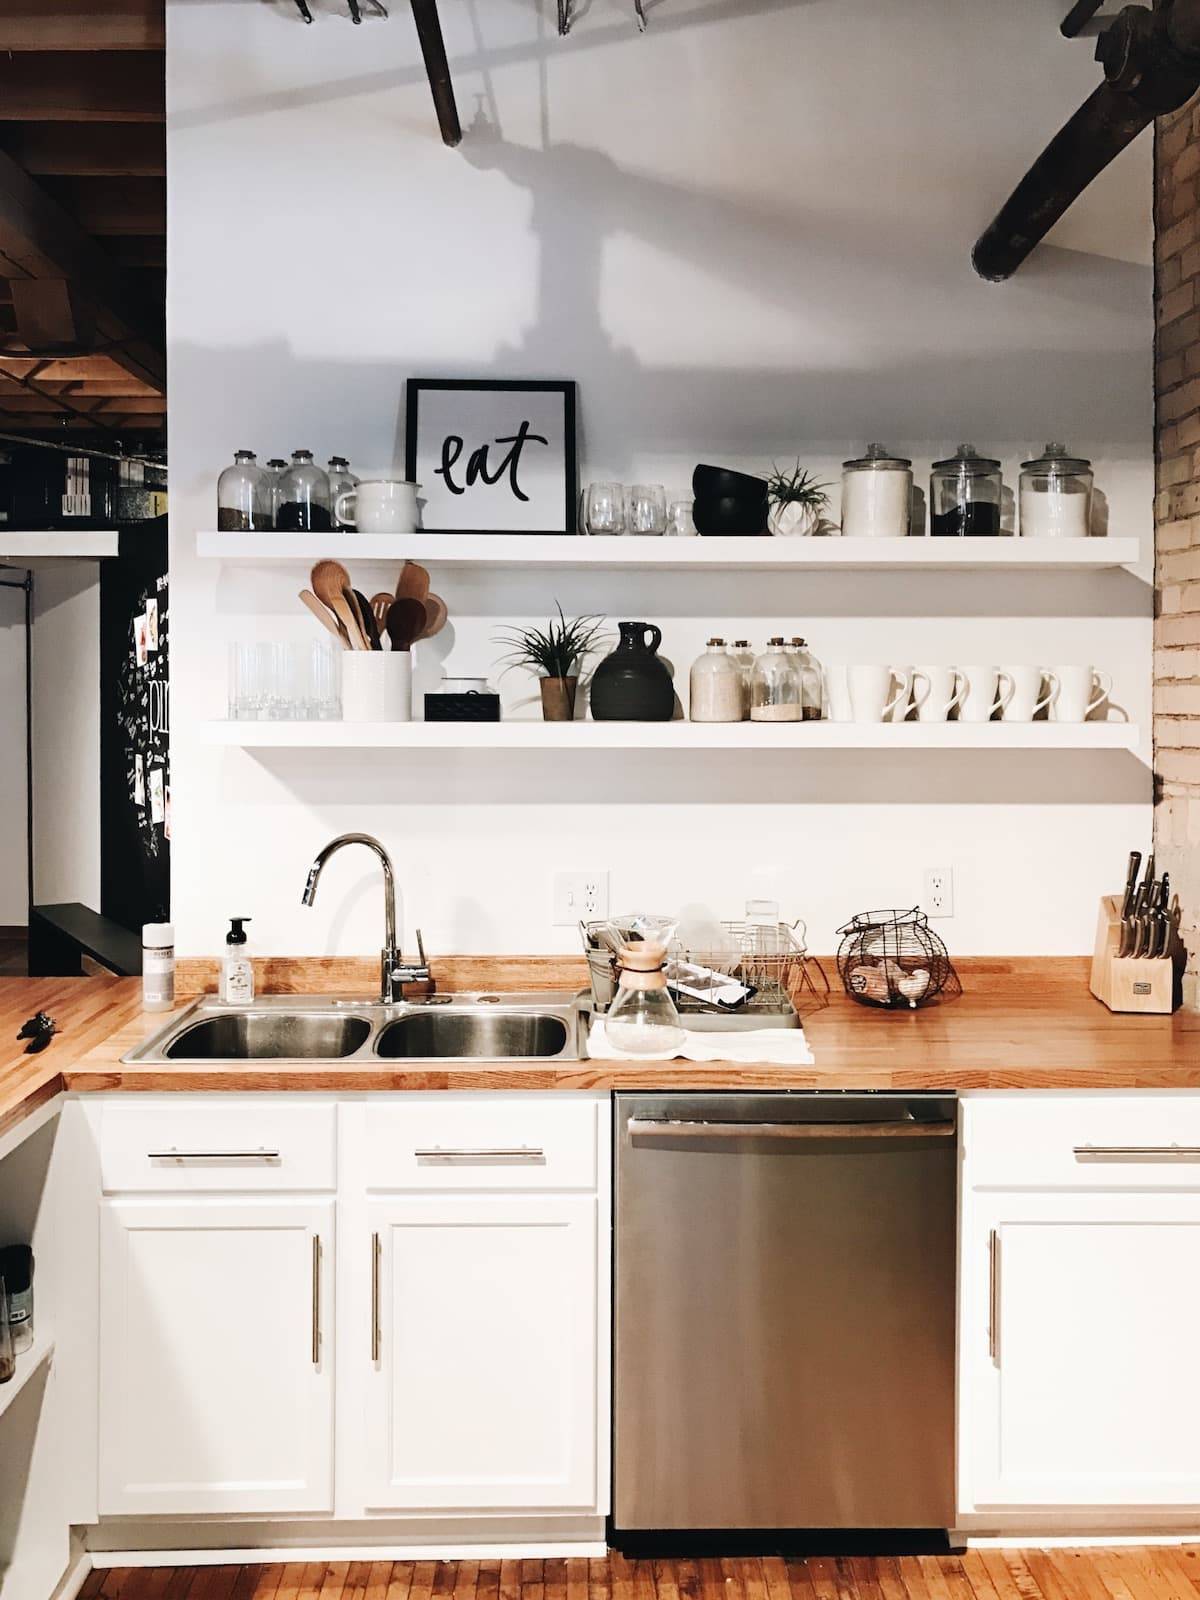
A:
370,592,394,635
396,560,431,606
299,588,349,648
419,592,448,640
385,596,428,653
352,588,382,650
311,559,367,650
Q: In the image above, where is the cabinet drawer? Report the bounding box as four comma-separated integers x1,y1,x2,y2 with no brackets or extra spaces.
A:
963,1093,1200,1190
100,1097,337,1192
364,1095,600,1191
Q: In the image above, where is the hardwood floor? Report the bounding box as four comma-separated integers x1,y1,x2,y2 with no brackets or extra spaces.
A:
74,1550,1200,1600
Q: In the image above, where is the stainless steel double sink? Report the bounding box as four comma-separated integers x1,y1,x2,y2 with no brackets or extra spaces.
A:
123,992,588,1065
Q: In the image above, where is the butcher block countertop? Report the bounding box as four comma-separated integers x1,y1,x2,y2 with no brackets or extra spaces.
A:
2,958,1200,1146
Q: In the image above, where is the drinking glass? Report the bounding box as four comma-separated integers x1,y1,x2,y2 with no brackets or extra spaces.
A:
666,499,697,537
584,481,625,536
627,483,667,536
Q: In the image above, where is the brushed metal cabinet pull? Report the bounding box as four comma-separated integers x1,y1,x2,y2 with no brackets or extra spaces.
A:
371,1231,381,1365
147,1147,282,1162
627,1118,956,1142
312,1234,322,1367
988,1228,1000,1366
413,1146,546,1161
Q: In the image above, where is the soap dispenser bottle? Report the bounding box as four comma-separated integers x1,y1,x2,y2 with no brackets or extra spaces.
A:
220,918,254,1005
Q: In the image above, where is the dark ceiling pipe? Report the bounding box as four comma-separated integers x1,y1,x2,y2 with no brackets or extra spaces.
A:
1061,0,1105,39
409,0,462,148
974,0,1200,281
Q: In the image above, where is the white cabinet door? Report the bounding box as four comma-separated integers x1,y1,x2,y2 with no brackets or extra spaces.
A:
99,1196,335,1516
960,1188,1200,1511
363,1194,598,1512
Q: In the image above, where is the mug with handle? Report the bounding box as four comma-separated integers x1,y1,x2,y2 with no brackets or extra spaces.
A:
886,664,919,723
1050,665,1112,722
849,664,911,724
1001,666,1058,723
959,665,1015,724
912,665,966,724
334,478,421,534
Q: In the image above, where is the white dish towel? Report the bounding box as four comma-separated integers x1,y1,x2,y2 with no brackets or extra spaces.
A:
587,1017,815,1065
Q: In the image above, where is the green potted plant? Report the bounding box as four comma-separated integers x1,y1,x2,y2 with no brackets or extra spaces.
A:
766,462,830,538
494,604,606,721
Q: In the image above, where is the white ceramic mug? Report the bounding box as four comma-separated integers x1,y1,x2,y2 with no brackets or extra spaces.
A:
1050,665,1111,722
912,666,966,724
826,667,853,723
886,665,918,723
849,664,911,724
341,651,412,722
334,478,421,534
1001,666,1059,723
959,666,1014,724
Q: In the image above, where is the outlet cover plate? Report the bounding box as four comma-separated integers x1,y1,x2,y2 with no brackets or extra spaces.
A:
924,866,954,919
553,871,610,927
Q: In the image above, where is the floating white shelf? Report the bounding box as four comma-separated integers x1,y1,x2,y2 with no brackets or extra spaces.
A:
1,532,119,568
196,532,1143,572
0,1329,54,1424
203,720,1140,752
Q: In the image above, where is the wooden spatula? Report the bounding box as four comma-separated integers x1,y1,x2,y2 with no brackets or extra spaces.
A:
300,588,349,648
311,559,367,649
396,560,430,606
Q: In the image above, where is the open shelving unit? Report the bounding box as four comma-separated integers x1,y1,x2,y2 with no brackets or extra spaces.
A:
203,720,1140,752
196,531,1144,572
0,1329,54,1425
0,532,119,568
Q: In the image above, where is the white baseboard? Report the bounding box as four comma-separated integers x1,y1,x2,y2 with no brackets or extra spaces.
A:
48,1551,93,1600
92,1542,608,1568
968,1533,1200,1548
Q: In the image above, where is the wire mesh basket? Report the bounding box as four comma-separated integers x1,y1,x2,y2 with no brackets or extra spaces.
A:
582,916,829,1019
836,907,961,1009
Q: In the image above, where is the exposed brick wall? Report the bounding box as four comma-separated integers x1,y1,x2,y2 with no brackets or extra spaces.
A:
1155,106,1200,1010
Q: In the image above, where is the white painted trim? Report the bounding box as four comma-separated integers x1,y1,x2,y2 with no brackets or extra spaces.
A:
48,1550,93,1600
0,1092,62,1165
967,1533,1200,1547
92,1538,608,1566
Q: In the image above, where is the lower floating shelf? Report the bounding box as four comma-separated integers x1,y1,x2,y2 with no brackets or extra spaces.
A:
0,1329,54,1424
202,720,1140,751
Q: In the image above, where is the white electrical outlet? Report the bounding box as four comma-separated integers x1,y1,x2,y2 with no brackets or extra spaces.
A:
553,871,610,926
924,866,954,919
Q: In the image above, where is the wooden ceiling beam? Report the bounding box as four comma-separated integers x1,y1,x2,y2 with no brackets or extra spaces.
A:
0,125,165,178
0,147,163,390
0,0,164,51
0,54,164,122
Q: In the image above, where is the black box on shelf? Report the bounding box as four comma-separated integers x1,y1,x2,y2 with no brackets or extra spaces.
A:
424,692,501,722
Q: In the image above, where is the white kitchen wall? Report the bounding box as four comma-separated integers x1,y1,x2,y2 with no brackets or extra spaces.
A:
168,0,1154,959
0,581,27,926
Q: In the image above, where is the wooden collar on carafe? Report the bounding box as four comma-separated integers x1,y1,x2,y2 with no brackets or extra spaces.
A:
616,941,669,991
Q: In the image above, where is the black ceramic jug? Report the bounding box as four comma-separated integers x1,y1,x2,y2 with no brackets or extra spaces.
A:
590,621,675,721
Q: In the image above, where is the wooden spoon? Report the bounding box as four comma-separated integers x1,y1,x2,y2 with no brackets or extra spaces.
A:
370,592,394,636
352,588,382,651
385,596,429,653
311,559,366,649
396,560,430,606
418,592,448,641
299,588,349,648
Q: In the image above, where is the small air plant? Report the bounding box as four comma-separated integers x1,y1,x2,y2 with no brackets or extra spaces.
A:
765,462,830,538
494,604,606,721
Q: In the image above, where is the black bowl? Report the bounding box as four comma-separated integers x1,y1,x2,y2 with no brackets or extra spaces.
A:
692,462,768,505
692,494,769,537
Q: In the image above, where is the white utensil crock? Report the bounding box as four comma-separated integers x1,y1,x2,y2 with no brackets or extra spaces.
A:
341,652,412,722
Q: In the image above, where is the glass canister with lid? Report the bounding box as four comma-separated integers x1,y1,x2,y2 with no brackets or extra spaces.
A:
930,444,1003,537
1019,442,1093,539
217,450,271,532
840,443,912,538
276,450,333,532
789,637,824,721
750,637,802,722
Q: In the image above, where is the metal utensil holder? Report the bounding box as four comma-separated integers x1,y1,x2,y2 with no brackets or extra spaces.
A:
582,917,829,1018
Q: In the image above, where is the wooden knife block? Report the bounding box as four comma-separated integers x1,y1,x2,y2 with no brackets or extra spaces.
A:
1090,894,1177,1014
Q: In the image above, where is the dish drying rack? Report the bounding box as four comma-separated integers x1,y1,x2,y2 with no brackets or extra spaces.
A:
582,917,829,1021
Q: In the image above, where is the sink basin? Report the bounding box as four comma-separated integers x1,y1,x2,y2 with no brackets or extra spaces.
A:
165,1011,372,1061
376,1010,570,1059
124,992,586,1065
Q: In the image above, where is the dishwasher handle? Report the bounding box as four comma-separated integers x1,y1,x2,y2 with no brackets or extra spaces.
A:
626,1117,956,1142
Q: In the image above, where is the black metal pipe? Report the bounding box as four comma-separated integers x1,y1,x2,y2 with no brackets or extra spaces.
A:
1062,0,1105,38
409,0,462,147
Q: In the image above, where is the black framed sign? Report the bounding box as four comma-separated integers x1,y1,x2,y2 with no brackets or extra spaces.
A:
405,379,577,534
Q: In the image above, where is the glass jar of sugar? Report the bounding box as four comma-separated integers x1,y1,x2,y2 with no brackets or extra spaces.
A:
1019,443,1093,539
840,444,912,538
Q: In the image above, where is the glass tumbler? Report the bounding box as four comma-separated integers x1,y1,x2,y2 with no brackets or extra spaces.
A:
627,483,667,536
584,482,626,536
666,498,697,537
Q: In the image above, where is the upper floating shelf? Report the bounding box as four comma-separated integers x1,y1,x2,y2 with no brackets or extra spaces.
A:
196,532,1143,572
1,531,119,568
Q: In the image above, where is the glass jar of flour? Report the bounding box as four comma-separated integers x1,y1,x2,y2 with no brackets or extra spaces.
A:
1019,443,1093,539
840,444,912,538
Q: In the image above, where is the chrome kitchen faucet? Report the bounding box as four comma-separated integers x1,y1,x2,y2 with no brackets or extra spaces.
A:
301,832,430,1004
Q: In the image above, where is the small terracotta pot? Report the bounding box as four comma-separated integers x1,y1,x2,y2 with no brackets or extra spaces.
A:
540,675,579,721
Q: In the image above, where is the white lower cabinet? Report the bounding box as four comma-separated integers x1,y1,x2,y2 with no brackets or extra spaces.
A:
98,1195,335,1516
959,1095,1200,1518
362,1194,599,1511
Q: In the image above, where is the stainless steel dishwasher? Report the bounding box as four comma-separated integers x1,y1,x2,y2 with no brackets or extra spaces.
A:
613,1092,958,1535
